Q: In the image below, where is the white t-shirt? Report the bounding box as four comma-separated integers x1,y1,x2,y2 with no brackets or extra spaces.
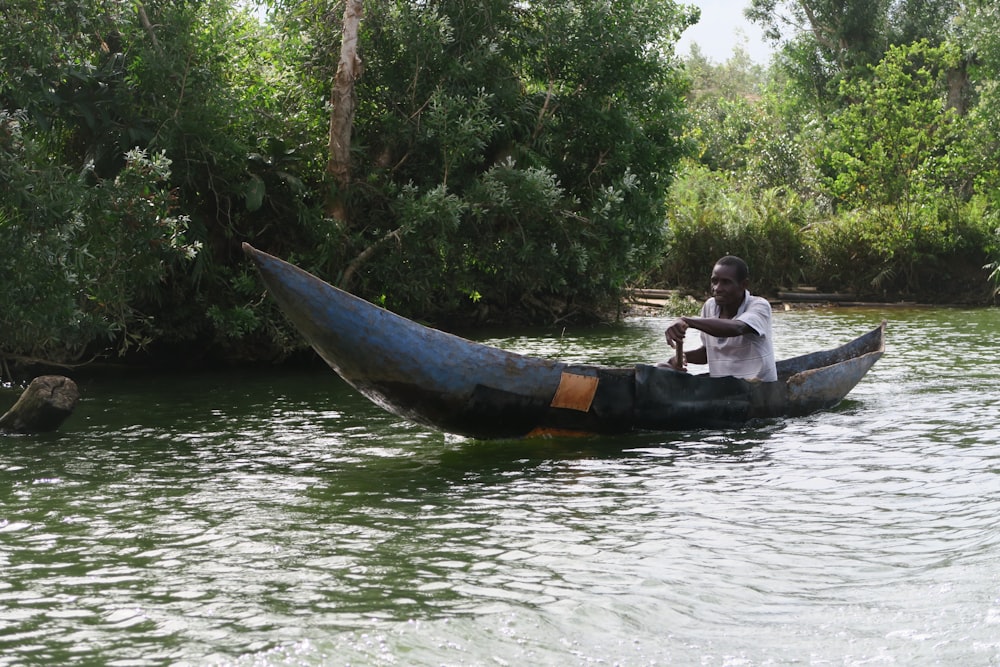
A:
700,291,777,382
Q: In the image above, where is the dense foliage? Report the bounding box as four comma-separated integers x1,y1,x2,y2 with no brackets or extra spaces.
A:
1,0,693,373
269,0,693,322
664,1,1000,303
2,0,999,377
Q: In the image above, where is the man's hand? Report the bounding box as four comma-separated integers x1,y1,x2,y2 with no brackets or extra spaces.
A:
662,319,689,372
664,317,688,348
659,351,687,373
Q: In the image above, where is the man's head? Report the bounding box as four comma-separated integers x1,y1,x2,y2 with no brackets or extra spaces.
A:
715,255,749,283
710,256,750,311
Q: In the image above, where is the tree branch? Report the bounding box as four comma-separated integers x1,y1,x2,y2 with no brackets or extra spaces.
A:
340,225,404,289
137,4,163,56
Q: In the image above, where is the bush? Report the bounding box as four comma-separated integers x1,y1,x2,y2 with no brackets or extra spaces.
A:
655,159,995,304
0,111,199,370
658,160,814,294
801,201,994,301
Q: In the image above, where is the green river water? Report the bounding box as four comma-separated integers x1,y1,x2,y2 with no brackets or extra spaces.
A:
2,307,999,666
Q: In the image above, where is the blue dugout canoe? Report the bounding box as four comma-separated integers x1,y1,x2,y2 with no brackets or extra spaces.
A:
244,244,885,439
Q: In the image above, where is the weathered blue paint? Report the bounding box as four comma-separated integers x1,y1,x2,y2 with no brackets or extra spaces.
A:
244,244,886,439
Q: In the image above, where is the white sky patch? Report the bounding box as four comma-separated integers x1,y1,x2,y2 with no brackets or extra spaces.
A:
676,0,774,64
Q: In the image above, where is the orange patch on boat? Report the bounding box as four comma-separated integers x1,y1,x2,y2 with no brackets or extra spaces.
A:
549,372,599,412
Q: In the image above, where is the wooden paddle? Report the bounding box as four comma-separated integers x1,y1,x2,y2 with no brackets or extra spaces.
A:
674,337,684,371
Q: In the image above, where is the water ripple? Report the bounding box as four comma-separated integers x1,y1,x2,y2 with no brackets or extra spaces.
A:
2,309,1000,665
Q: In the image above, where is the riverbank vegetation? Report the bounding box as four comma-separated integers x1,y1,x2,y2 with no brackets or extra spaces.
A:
2,0,998,376
663,24,1000,304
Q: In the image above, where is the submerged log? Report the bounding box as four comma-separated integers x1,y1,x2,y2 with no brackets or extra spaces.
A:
0,375,80,434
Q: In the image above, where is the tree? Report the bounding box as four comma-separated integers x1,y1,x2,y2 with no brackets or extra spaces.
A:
747,0,976,112
0,1,208,371
273,0,695,322
1,0,699,369
326,0,363,223
889,0,960,46
746,0,891,73
821,41,966,210
0,0,299,369
962,1,1000,267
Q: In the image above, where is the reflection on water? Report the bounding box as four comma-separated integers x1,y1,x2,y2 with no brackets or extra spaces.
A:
1,308,999,665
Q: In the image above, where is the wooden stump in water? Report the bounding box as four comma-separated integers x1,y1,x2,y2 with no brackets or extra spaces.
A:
0,375,80,434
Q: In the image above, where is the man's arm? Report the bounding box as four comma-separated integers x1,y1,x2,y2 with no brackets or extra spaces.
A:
665,316,754,345
682,316,753,338
662,316,753,372
683,345,707,365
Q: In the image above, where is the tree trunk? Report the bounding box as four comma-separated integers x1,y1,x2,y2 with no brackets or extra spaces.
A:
945,58,971,115
0,375,80,434
326,0,364,223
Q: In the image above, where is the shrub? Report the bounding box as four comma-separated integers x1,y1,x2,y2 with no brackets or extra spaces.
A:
0,111,199,370
801,201,994,301
658,160,814,294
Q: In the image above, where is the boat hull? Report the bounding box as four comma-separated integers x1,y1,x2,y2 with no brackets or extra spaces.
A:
244,244,885,439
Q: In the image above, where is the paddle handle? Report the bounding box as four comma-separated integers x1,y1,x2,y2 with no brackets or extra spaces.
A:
674,337,683,369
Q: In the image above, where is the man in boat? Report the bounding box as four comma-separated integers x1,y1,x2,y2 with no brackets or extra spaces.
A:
662,255,778,382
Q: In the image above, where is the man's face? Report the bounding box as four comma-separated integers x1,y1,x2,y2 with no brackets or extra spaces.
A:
710,263,746,309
